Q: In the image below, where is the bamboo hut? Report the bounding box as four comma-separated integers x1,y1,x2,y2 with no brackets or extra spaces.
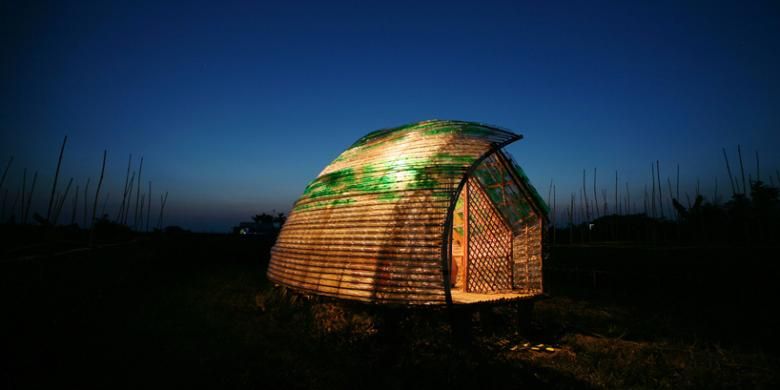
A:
268,120,548,306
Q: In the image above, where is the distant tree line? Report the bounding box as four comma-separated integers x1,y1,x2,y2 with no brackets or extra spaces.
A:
553,180,780,245
251,212,287,226
233,212,287,236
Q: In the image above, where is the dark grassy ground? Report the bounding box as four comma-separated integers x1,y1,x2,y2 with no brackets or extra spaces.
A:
1,229,778,389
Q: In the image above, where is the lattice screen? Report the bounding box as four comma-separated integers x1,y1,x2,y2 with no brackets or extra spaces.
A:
466,178,514,292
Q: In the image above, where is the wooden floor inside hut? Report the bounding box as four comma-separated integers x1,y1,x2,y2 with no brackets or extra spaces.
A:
450,289,536,304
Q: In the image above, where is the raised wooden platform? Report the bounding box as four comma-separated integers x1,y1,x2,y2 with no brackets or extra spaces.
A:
450,289,538,305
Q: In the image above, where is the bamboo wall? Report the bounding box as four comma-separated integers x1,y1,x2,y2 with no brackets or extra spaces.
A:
267,119,543,305
512,216,543,293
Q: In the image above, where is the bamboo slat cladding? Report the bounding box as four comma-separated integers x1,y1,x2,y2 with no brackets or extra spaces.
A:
512,218,543,293
268,119,547,305
465,177,514,292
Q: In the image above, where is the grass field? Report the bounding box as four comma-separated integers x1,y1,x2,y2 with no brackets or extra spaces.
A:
1,231,778,389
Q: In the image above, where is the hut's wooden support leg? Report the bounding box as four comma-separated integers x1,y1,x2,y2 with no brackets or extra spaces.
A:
377,307,403,343
450,306,473,344
516,301,535,335
478,305,496,335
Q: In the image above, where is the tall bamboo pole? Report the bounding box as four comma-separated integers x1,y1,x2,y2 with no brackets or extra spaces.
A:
625,182,630,214
52,192,60,220
53,177,73,225
676,163,680,200
714,178,719,204
737,145,746,195
157,191,169,230
47,136,67,222
55,178,73,223
82,179,90,227
118,154,132,222
92,150,107,224
755,151,760,182
134,157,143,230
552,183,556,244
547,179,553,213
722,148,736,196
138,194,145,229
100,192,110,217
650,165,656,218
146,181,152,232
71,185,79,225
667,178,675,218
123,171,136,225
614,171,618,216
582,170,590,221
569,193,574,243
0,156,12,190
656,160,664,218
89,150,107,247
593,167,599,218
20,169,26,223
23,171,38,224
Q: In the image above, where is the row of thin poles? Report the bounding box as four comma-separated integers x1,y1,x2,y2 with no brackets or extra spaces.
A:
545,145,778,228
0,136,170,231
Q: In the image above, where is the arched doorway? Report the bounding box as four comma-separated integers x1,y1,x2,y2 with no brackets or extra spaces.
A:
450,176,514,293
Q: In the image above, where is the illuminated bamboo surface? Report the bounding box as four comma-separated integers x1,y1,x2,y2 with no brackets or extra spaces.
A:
268,120,546,305
465,177,514,292
450,290,536,304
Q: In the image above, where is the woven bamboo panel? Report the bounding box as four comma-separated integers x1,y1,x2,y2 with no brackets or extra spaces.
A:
466,178,514,293
512,217,543,293
268,120,521,305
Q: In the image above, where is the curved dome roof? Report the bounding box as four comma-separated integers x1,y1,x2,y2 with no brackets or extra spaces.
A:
267,120,542,305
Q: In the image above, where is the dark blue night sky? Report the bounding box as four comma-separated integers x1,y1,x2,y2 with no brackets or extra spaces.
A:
2,0,779,232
